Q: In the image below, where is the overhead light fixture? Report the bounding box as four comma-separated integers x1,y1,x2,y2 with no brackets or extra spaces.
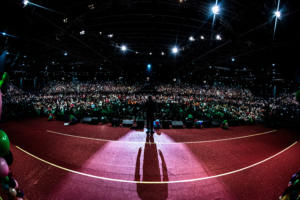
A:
216,34,222,40
274,10,281,18
23,0,29,6
63,18,68,23
80,30,85,35
88,4,95,10
120,45,127,52
171,46,179,54
189,36,195,42
212,4,220,15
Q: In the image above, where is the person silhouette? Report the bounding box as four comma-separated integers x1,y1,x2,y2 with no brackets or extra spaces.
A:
145,96,155,135
134,134,169,200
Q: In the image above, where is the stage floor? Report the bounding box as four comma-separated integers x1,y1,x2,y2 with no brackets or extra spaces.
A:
1,118,299,200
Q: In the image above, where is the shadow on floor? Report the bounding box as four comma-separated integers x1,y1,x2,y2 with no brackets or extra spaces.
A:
135,134,169,200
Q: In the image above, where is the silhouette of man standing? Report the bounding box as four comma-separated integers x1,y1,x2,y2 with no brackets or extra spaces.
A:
145,96,155,135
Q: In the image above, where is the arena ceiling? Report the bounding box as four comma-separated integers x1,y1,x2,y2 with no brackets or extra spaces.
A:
0,0,299,82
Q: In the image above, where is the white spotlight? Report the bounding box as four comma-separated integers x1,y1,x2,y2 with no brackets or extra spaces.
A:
135,51,139,54
161,51,165,56
172,46,179,54
63,18,68,23
274,11,281,18
121,45,127,52
1,32,7,36
108,34,114,38
216,34,222,40
189,36,195,42
231,57,235,62
64,52,68,56
212,5,220,15
23,0,29,6
149,52,152,55
200,35,205,40
80,30,85,35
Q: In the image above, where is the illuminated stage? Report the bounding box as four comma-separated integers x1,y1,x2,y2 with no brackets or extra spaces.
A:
2,119,299,200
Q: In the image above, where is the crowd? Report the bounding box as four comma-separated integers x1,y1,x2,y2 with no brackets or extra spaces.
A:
1,82,299,127
41,81,140,94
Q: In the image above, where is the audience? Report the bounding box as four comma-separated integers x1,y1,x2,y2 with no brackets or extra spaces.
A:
1,82,299,126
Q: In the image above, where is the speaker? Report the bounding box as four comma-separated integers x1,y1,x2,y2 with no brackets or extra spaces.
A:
172,121,183,128
91,117,99,125
136,120,145,129
112,118,121,127
195,120,203,128
82,117,98,125
185,120,193,128
82,117,92,123
211,120,221,127
122,119,134,127
162,120,171,129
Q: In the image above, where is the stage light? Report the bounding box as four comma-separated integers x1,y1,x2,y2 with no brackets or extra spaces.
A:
272,63,276,67
161,51,165,56
108,34,113,38
189,36,195,42
135,51,139,54
121,45,127,52
147,64,152,70
80,30,85,35
231,57,235,62
171,46,179,54
274,10,281,18
216,34,222,40
23,0,29,6
200,35,205,40
64,52,68,56
149,52,152,55
1,32,6,36
63,18,68,23
212,4,220,15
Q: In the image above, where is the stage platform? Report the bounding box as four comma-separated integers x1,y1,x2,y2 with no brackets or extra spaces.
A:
1,118,299,200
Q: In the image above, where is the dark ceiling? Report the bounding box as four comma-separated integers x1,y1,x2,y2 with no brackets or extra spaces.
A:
0,0,299,82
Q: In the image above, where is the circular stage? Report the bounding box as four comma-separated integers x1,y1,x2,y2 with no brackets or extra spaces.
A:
2,119,300,200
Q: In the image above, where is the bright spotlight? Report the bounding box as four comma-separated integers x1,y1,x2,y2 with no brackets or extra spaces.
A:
1,32,6,36
172,46,179,54
212,5,220,15
108,34,113,38
121,45,127,52
189,36,195,42
200,35,205,40
161,51,165,56
149,52,152,55
64,52,68,56
23,0,29,6
79,30,85,35
231,57,235,62
216,34,222,40
274,10,281,18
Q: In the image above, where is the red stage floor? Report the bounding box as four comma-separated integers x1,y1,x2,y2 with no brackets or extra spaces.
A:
1,118,299,200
